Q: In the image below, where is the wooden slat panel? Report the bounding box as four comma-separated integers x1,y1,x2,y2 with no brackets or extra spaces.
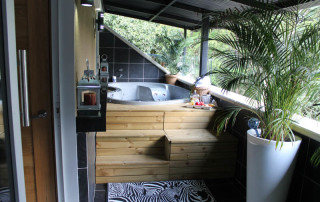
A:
107,123,163,130
97,130,165,140
170,166,235,175
97,137,163,142
96,148,164,156
107,103,214,112
96,155,169,166
165,129,237,143
169,172,234,180
107,116,163,123
96,167,169,176
96,140,164,149
165,112,215,117
96,174,169,184
96,164,169,169
169,159,236,168
107,112,164,117
100,130,166,135
164,122,208,129
165,116,211,123
170,152,237,161
170,144,238,153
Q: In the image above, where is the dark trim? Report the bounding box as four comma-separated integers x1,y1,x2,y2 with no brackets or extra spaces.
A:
199,16,210,76
105,10,195,29
229,0,275,9
144,0,213,13
149,0,178,22
104,1,201,25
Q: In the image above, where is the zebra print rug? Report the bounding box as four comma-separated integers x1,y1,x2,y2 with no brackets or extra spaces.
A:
107,180,215,202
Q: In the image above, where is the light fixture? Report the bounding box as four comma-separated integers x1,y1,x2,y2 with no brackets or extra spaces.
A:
96,12,105,31
81,0,94,7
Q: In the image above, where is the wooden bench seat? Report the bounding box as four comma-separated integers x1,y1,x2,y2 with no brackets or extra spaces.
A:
96,104,238,183
165,129,238,180
96,155,169,183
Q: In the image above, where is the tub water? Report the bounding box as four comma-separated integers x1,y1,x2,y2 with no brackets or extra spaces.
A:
107,82,190,105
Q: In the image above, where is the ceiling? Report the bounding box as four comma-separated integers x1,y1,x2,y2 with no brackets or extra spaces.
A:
102,0,319,30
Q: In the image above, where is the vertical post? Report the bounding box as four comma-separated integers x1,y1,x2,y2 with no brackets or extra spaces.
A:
183,27,187,58
199,16,210,76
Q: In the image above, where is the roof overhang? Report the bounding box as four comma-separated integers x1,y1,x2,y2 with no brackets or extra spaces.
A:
102,0,320,30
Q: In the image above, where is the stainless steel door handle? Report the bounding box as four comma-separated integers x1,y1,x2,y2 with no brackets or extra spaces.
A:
18,50,30,127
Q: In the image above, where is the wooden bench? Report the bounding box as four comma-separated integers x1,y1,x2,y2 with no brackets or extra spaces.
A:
96,130,169,183
165,129,237,180
96,103,238,183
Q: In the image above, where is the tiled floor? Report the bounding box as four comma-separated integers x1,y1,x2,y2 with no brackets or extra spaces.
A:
94,178,246,202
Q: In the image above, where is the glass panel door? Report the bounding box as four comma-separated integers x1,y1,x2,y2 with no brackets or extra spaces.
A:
0,1,17,201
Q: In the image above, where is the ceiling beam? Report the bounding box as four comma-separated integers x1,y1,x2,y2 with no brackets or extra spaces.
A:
104,1,201,25
104,9,195,30
144,0,213,13
149,0,178,22
230,0,315,10
229,0,276,9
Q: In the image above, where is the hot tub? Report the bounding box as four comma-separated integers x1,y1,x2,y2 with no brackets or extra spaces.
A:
107,82,190,105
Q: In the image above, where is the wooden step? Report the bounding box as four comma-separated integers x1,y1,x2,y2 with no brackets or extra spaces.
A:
97,130,165,140
164,129,238,179
96,155,169,184
96,130,166,156
96,155,169,166
164,129,237,143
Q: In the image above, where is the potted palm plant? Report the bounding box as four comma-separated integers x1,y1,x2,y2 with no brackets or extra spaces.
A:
206,4,320,202
154,32,190,85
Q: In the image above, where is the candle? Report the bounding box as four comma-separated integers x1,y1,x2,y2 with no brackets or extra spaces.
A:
84,92,96,105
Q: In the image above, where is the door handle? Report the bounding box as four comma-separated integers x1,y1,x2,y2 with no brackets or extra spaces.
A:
32,110,48,119
18,50,30,127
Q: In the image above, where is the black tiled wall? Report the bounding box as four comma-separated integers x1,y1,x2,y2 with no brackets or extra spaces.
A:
77,132,96,202
99,30,166,83
215,98,320,202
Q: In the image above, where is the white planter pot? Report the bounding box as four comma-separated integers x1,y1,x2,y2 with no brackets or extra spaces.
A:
247,129,301,202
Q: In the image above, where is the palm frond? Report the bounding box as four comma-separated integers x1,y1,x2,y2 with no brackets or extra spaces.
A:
311,147,320,167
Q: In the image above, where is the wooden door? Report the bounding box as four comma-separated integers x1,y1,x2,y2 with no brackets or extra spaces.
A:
14,0,57,201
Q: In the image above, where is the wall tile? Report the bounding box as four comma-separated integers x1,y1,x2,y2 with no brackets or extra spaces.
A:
99,48,114,63
130,49,144,63
129,64,143,78
115,37,128,48
99,32,114,47
99,31,174,82
129,78,144,82
118,78,129,82
107,63,114,77
114,63,129,78
144,78,162,83
114,48,129,63
159,69,166,78
77,133,87,168
144,63,159,78
78,168,88,202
